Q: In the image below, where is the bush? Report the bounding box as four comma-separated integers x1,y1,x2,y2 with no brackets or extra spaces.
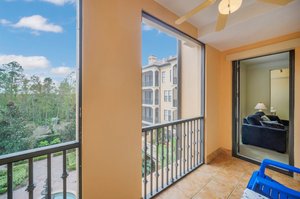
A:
50,137,61,145
38,140,49,147
0,164,28,195
67,152,76,171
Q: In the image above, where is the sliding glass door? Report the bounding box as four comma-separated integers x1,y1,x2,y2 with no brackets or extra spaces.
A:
232,51,294,168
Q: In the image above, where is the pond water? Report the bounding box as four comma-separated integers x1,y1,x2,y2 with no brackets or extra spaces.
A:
52,192,76,199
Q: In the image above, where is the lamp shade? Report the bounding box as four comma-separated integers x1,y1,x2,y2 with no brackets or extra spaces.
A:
254,103,267,111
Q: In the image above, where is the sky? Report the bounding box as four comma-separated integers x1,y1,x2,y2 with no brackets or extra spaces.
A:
142,23,177,66
0,0,176,81
0,0,76,83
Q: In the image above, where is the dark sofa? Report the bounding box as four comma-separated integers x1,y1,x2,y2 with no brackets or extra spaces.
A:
242,112,288,153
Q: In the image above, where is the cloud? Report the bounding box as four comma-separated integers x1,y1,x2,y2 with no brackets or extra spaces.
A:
0,55,50,70
142,23,154,31
51,66,74,75
41,0,75,6
0,19,11,25
14,15,63,33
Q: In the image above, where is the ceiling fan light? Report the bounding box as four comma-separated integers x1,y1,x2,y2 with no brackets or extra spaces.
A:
218,0,243,14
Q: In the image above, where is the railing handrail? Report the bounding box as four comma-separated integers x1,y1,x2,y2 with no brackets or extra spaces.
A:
142,116,203,132
0,140,80,165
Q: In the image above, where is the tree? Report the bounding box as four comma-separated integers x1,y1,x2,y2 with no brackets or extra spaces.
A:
0,102,32,155
0,62,23,98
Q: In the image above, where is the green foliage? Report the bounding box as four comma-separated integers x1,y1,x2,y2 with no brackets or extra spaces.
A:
67,151,76,171
0,61,76,155
38,140,49,147
0,164,28,194
0,102,32,155
142,154,155,177
50,137,61,145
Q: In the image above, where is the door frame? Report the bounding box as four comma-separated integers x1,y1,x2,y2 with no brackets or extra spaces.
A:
232,50,295,175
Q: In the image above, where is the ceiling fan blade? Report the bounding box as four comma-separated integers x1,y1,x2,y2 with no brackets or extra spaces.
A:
175,0,216,25
258,0,293,5
215,13,228,32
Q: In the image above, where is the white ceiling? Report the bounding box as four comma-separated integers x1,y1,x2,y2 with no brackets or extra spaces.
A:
154,0,300,51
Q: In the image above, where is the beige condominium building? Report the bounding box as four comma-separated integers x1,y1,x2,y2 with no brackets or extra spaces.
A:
142,55,178,126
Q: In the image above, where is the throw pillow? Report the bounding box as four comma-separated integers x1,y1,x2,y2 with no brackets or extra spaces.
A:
261,115,271,121
247,115,262,126
255,111,265,117
260,121,285,129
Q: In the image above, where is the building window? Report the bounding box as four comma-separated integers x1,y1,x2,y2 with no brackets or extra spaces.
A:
143,107,153,123
142,71,153,87
142,89,153,104
173,65,178,84
164,110,172,121
164,90,168,102
168,90,172,102
162,71,166,83
155,89,159,105
164,90,172,102
155,71,159,86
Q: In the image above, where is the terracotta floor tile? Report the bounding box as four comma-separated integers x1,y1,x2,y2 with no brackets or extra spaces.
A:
153,153,299,199
154,186,189,199
174,174,210,198
192,180,235,199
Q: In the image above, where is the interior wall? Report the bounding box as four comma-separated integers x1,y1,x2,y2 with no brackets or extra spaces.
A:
218,32,300,168
82,0,198,198
270,68,289,120
244,62,288,117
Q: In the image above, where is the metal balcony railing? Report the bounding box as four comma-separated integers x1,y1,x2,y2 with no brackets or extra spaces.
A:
0,141,80,199
142,116,204,199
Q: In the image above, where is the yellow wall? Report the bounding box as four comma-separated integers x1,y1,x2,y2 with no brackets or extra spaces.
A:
82,0,198,198
205,45,222,157
218,32,300,167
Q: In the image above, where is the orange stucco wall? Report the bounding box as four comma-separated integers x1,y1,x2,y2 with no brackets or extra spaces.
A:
205,45,222,157
82,0,197,198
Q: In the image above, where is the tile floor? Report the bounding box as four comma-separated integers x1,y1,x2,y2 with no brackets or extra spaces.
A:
154,153,300,199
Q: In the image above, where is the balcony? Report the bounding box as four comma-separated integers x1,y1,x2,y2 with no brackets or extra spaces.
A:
142,117,204,198
0,141,80,199
152,152,300,199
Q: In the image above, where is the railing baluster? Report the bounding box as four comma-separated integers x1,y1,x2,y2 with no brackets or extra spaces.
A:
143,131,147,199
140,117,204,198
183,122,186,174
166,125,169,185
196,119,199,165
155,129,159,193
200,118,204,163
190,121,193,170
7,163,13,199
62,150,69,199
193,120,197,167
150,129,153,196
171,124,174,182
175,124,179,179
26,158,35,199
47,154,52,199
161,127,164,188
187,121,190,171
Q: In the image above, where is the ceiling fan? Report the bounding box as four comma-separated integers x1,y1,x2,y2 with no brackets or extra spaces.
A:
175,0,294,31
